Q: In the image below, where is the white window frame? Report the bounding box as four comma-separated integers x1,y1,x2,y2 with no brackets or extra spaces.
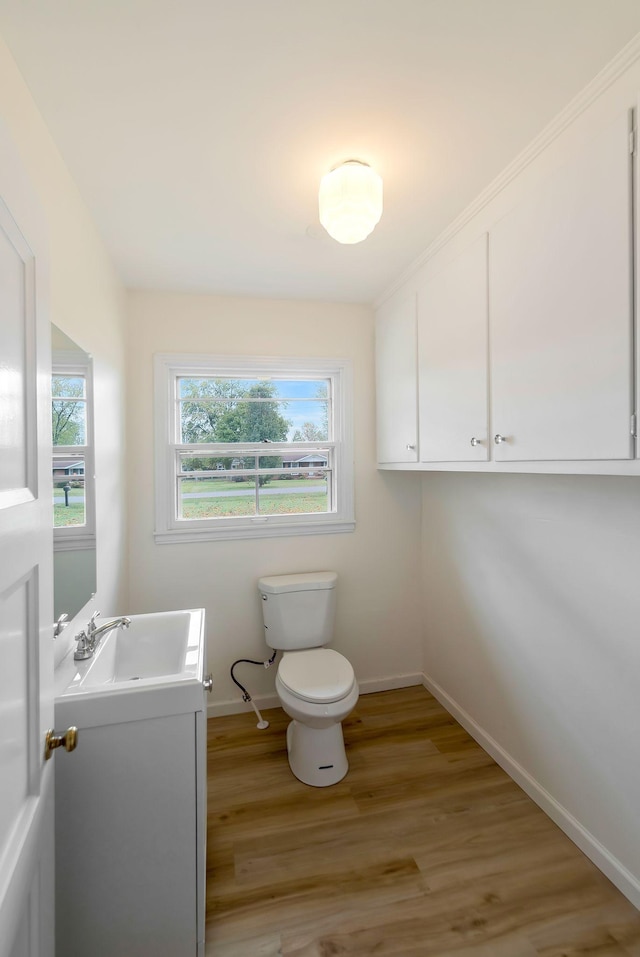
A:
52,351,96,552
154,353,355,543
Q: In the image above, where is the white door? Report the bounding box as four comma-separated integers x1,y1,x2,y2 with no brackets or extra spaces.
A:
0,123,55,957
418,233,489,462
490,110,634,462
375,294,419,464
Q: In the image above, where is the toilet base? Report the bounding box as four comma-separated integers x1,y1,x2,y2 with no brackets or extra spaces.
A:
286,719,348,787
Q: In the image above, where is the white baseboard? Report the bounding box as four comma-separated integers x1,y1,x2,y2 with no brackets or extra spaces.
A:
206,672,423,719
359,672,423,694
422,671,640,911
207,693,280,719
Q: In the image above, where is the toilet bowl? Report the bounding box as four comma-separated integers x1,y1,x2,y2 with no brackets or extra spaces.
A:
275,648,359,786
258,572,359,787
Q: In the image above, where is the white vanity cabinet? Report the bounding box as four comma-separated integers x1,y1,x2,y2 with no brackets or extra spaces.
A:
375,294,419,463
417,233,489,462
55,696,208,957
490,110,634,462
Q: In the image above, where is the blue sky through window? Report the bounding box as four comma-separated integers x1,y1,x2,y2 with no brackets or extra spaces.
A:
275,380,328,439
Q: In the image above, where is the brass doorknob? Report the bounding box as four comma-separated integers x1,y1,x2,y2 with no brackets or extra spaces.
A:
44,727,78,761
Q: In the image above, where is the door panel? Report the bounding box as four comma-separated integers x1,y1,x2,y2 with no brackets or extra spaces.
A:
0,575,33,854
490,111,633,462
0,220,28,492
418,234,489,462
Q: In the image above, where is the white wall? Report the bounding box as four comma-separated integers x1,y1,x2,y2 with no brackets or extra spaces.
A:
126,291,423,709
421,473,640,899
0,35,129,663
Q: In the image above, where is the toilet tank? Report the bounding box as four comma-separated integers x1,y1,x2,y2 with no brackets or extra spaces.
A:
258,572,337,650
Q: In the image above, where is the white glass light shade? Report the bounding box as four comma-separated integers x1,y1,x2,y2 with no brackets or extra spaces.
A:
318,161,383,244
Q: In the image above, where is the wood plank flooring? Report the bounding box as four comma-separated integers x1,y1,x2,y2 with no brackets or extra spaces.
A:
205,686,640,956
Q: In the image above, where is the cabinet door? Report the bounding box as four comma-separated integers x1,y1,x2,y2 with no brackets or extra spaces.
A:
490,111,633,461
375,295,418,463
418,234,489,462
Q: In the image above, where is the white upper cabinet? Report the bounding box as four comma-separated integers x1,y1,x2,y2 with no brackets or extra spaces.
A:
375,294,418,464
418,234,489,462
375,75,639,474
490,111,634,462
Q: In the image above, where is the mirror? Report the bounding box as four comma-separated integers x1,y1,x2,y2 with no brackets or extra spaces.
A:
52,324,97,620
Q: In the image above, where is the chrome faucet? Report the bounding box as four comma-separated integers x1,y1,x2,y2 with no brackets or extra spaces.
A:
74,611,131,660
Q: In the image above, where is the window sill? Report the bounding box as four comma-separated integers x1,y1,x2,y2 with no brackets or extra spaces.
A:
154,518,355,544
54,533,96,552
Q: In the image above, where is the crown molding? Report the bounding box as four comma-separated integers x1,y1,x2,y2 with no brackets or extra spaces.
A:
374,30,640,309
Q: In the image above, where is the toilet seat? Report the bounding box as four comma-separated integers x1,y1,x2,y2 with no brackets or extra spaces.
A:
278,648,355,703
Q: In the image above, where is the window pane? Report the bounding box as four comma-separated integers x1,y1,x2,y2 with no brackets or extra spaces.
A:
269,451,329,474
180,397,291,444
258,472,329,515
179,476,257,520
52,456,86,527
179,398,241,444
52,375,86,446
178,377,257,399
178,376,328,400
178,376,330,443
179,454,258,473
179,451,331,475
284,400,329,442
270,380,328,400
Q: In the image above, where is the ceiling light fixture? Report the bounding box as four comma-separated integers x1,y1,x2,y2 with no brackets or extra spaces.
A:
318,160,383,245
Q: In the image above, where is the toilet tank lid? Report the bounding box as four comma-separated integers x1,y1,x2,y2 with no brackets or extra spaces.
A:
258,571,337,594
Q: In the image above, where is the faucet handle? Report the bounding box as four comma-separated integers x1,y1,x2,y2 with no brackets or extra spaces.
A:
73,630,92,660
87,610,101,634
53,613,69,640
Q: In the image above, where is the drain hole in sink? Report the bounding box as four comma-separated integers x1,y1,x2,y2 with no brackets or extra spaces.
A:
129,676,141,681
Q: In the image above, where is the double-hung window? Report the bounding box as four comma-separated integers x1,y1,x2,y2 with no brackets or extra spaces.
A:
154,354,354,542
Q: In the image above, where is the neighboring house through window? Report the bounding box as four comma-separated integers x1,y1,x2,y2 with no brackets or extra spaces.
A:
154,354,354,542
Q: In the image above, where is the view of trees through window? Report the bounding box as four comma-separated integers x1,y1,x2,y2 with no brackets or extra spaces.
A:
52,375,86,445
52,373,87,528
176,376,332,520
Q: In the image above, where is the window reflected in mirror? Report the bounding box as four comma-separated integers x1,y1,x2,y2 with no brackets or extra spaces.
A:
52,371,87,530
51,324,96,620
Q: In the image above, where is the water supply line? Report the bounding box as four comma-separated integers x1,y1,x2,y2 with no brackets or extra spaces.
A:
230,650,277,730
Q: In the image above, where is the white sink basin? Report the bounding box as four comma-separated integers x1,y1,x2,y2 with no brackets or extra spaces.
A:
55,609,206,728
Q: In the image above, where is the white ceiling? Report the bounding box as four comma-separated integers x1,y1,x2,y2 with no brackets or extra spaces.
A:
1,1,640,303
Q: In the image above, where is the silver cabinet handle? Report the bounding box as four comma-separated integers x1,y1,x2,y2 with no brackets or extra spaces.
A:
494,434,507,445
203,674,213,692
406,443,416,451
470,437,482,447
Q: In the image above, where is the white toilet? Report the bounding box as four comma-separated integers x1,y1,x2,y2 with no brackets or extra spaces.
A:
258,571,359,787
